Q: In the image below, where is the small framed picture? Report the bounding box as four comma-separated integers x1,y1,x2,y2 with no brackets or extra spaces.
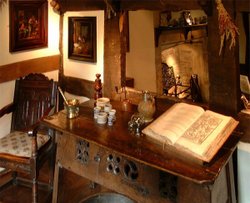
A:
9,0,48,52
68,17,97,63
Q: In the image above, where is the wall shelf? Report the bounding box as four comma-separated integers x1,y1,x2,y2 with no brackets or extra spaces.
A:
154,23,208,47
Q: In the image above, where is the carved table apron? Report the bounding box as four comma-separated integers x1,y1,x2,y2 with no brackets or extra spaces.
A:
41,101,240,203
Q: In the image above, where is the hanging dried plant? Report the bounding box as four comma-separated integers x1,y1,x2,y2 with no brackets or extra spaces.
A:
119,12,124,33
50,0,60,12
104,0,116,20
216,0,239,55
0,0,7,8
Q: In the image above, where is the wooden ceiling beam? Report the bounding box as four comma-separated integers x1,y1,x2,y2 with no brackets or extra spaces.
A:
120,0,203,11
58,0,106,13
57,0,211,13
57,0,249,14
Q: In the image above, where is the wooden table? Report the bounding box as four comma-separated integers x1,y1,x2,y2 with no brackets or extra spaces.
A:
42,100,241,203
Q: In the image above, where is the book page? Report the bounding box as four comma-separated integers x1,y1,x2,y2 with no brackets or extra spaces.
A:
175,110,238,162
142,103,204,144
181,112,223,144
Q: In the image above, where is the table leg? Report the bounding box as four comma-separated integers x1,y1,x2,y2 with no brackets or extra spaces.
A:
52,162,61,203
225,157,236,203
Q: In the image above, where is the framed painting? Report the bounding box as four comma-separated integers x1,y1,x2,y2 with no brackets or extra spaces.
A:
9,0,48,52
68,17,97,63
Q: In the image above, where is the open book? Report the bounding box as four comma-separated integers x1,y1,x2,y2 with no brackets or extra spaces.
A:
142,102,239,163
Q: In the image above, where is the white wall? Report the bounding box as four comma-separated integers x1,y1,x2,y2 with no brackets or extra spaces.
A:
63,11,104,82
0,1,60,137
126,10,156,92
237,142,250,203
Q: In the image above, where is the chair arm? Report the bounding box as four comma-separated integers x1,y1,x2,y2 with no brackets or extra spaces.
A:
27,106,55,158
26,105,56,137
0,102,14,118
27,125,39,158
44,106,56,117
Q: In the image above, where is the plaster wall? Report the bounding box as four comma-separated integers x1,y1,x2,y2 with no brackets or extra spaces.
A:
237,141,250,203
63,11,104,82
126,10,156,92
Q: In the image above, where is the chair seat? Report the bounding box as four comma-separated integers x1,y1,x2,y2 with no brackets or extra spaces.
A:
0,131,50,158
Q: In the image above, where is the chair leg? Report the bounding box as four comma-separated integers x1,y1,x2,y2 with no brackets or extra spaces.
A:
49,147,56,190
32,177,38,203
0,170,13,192
12,171,18,185
49,130,56,190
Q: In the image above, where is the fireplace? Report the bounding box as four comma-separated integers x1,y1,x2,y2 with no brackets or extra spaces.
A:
156,24,209,103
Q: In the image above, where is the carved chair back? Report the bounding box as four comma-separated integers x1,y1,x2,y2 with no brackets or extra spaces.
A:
11,73,57,131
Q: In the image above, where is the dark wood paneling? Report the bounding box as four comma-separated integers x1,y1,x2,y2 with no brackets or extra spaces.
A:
60,76,95,99
0,55,60,83
104,14,122,98
59,75,95,110
207,0,241,115
238,112,250,143
236,1,250,12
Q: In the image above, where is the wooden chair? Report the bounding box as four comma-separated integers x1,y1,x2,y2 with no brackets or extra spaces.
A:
0,73,58,203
